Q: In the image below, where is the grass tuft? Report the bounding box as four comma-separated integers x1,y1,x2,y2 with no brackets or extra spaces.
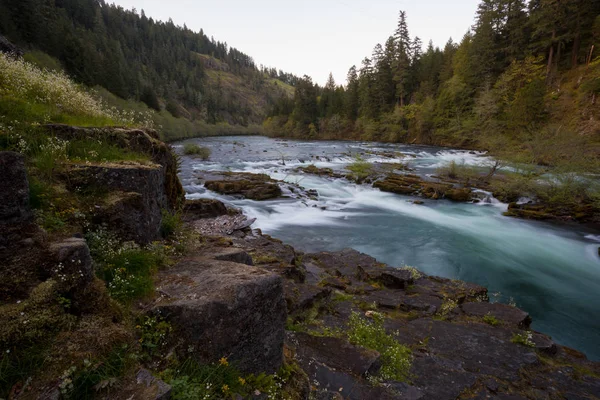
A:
183,143,211,160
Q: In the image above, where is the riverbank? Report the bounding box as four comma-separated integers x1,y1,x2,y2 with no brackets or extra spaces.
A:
2,125,599,399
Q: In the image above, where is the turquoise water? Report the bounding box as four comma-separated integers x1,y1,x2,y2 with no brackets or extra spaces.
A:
177,136,600,361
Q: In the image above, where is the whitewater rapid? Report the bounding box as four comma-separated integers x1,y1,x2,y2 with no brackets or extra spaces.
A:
177,136,600,361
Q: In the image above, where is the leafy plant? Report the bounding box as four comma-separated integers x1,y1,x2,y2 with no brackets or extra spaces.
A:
346,156,372,181
483,313,500,326
160,209,183,239
347,311,412,382
511,331,535,347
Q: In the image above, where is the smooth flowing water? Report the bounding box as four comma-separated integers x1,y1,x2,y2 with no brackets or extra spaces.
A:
177,136,600,361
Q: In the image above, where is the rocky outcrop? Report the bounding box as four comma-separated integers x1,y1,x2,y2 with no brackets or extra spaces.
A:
47,238,94,293
374,173,474,202
183,198,230,221
0,152,31,223
0,152,47,300
153,257,286,374
181,202,600,400
66,163,167,244
197,171,283,200
46,124,184,209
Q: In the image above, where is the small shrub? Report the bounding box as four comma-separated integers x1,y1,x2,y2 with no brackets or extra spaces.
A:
483,313,500,326
511,331,535,347
437,298,458,317
347,312,412,382
183,143,211,160
400,266,423,280
346,156,372,181
101,249,158,303
160,209,183,239
137,316,172,359
86,228,167,304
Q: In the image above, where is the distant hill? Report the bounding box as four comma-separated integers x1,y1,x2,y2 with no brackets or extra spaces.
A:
0,0,296,138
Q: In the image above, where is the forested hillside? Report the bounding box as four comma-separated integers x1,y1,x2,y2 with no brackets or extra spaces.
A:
266,0,600,168
0,0,296,139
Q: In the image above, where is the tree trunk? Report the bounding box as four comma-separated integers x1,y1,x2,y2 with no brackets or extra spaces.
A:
546,30,556,79
571,33,581,68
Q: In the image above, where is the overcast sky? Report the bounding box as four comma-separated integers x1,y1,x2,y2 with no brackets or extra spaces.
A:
109,0,481,85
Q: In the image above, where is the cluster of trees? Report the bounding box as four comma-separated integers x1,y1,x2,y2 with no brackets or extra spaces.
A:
0,0,296,125
267,0,600,149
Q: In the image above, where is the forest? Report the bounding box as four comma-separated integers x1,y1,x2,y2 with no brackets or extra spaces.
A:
0,0,297,135
266,0,600,169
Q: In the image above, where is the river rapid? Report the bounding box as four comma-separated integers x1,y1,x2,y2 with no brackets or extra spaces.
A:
176,135,600,361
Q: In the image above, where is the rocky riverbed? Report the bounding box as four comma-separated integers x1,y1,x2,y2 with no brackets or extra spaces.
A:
168,197,600,399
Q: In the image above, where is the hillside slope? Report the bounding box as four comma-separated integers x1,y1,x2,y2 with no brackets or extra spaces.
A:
0,0,295,140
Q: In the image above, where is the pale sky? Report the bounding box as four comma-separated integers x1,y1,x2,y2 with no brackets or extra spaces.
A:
109,0,480,85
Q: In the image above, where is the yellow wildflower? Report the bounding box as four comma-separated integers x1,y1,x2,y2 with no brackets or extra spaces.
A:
219,357,229,366
222,384,229,393
238,377,246,385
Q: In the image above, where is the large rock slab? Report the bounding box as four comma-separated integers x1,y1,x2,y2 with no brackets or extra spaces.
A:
461,301,531,328
0,152,31,223
47,124,184,209
183,198,229,221
153,258,286,374
66,164,167,244
198,171,282,200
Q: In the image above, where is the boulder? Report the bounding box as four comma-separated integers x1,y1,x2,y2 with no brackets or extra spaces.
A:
135,369,172,400
183,199,229,221
154,258,286,374
66,164,167,244
0,152,31,223
47,237,94,291
198,171,282,200
444,187,473,202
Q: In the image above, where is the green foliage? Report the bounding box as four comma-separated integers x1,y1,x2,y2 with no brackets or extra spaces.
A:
163,358,291,400
160,210,183,239
0,344,48,398
68,344,133,399
0,53,121,124
511,331,535,347
347,312,412,382
137,316,172,359
346,157,373,181
183,143,211,160
86,228,167,304
23,50,64,73
0,280,75,358
483,313,500,326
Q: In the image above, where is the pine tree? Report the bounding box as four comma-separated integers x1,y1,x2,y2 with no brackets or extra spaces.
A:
345,66,360,121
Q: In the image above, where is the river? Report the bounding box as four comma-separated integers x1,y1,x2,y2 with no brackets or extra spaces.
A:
176,135,600,361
